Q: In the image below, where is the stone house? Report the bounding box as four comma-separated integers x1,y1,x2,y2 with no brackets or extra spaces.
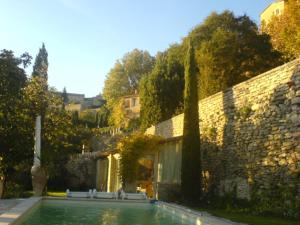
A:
122,93,140,119
260,0,285,25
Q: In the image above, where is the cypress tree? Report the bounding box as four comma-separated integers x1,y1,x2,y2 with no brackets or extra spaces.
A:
62,87,68,105
32,43,48,80
181,40,202,202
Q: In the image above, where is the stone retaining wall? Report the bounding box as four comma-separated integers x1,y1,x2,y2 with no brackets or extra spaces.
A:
146,59,300,215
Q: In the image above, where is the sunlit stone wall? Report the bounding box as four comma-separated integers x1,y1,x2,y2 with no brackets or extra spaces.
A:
146,59,300,211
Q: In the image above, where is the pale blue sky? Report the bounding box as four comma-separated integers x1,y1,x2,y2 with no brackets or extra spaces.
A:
0,0,274,97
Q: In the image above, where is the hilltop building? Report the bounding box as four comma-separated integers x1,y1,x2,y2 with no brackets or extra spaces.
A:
122,93,140,119
260,0,285,25
56,92,105,111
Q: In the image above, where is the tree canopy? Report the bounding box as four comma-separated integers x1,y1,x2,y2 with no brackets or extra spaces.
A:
189,11,282,99
32,43,49,79
103,49,154,127
140,44,185,130
262,0,300,60
0,50,33,197
139,11,282,130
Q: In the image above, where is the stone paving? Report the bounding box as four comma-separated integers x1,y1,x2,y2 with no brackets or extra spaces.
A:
0,199,24,215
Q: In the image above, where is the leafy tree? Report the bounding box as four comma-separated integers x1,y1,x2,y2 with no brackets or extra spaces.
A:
71,110,79,125
23,78,84,188
188,11,282,99
262,0,300,60
140,45,185,130
79,110,97,128
109,98,128,128
0,50,32,198
139,53,166,130
181,41,202,202
103,49,154,126
97,104,110,128
32,43,48,79
140,11,281,130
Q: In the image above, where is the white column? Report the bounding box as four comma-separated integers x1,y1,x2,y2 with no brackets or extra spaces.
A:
34,116,41,166
107,155,112,192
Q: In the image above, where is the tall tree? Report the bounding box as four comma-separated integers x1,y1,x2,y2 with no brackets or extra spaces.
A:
188,11,282,99
140,44,185,130
181,41,202,202
140,11,282,130
103,49,154,126
23,78,82,187
0,50,32,198
32,43,48,80
262,0,300,60
61,87,69,108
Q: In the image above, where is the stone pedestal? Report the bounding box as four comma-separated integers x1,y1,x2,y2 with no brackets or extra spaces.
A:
31,165,47,196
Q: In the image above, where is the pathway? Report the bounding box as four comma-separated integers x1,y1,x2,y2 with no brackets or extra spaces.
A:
0,199,24,215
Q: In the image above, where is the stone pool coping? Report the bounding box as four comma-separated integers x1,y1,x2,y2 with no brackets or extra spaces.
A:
0,197,41,225
156,201,247,225
0,197,247,225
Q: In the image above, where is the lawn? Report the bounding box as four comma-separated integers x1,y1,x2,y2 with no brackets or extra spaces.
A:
199,208,300,225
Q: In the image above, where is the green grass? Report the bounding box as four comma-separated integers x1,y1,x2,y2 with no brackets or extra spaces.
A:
197,208,300,225
46,192,66,197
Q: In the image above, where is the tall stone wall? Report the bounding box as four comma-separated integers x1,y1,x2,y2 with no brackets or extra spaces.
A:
146,59,300,216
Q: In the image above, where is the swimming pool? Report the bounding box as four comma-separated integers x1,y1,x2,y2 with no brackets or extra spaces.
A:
16,200,189,225
0,198,242,225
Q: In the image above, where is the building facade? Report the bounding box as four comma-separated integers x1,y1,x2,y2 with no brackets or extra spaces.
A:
260,0,285,25
122,94,140,119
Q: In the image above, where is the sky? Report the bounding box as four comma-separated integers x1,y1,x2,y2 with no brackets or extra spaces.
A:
0,0,274,97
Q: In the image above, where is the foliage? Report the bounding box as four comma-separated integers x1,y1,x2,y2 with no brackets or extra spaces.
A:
181,40,202,202
32,43,48,79
140,44,185,130
79,110,97,127
23,78,82,178
96,104,110,128
117,133,162,186
188,11,282,99
262,0,300,60
237,105,252,120
251,180,300,219
108,98,128,127
103,49,154,126
140,11,282,130
0,50,33,198
195,207,300,225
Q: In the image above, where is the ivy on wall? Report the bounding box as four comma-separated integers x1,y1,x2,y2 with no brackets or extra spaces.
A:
117,133,163,186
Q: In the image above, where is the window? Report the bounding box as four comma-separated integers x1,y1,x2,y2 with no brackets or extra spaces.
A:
132,98,136,107
124,99,130,108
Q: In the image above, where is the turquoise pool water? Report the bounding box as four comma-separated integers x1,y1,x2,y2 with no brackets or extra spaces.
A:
18,200,188,225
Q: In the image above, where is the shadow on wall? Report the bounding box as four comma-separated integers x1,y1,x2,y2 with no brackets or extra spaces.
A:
65,156,97,191
202,65,300,218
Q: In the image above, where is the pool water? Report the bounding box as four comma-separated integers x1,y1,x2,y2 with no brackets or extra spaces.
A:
18,200,188,225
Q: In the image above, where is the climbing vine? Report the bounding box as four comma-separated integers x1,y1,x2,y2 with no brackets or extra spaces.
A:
117,133,163,186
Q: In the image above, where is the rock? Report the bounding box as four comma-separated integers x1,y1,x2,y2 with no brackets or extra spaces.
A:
291,97,300,105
